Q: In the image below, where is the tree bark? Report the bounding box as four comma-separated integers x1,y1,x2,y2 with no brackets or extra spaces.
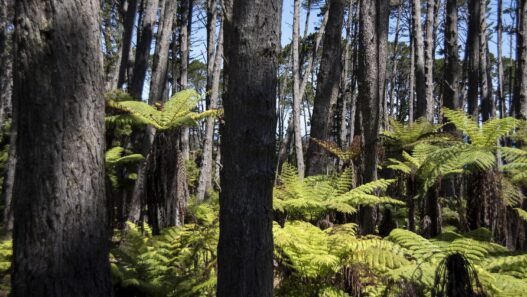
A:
412,0,428,121
179,0,193,161
466,0,481,119
515,0,527,119
12,1,112,295
305,0,345,177
422,0,435,122
150,0,178,103
497,0,505,118
197,15,223,201
217,0,281,295
292,0,306,178
130,0,160,99
357,0,389,234
480,0,494,121
117,0,138,89
443,0,461,118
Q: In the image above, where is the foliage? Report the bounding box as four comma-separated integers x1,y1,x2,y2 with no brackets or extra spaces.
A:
106,89,220,131
274,163,403,221
105,146,144,189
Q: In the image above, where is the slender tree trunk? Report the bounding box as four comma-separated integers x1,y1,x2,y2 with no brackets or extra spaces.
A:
339,0,355,149
480,0,494,121
130,0,160,99
292,0,306,178
443,0,461,118
0,0,12,125
412,0,428,121
12,1,112,295
497,0,505,118
217,0,281,295
179,0,193,161
422,0,435,122
515,0,527,119
197,17,223,201
388,4,402,117
117,0,138,89
150,0,178,103
305,0,345,177
357,0,389,234
409,35,415,123
466,0,481,118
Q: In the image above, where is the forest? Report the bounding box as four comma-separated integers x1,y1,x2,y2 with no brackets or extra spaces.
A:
0,0,527,296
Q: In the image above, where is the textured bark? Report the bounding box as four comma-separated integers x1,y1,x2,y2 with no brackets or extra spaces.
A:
130,0,160,98
466,0,481,118
421,185,442,238
357,0,389,234
515,0,527,119
217,0,281,295
146,130,188,234
412,0,428,121
149,0,177,103
422,0,435,122
305,0,345,176
12,1,112,296
292,0,305,178
339,0,355,149
178,0,193,161
0,0,12,125
197,16,223,201
149,0,177,104
409,35,415,123
443,0,461,118
117,0,138,89
388,4,402,118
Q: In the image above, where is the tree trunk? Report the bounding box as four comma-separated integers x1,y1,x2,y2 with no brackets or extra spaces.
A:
150,0,178,103
146,130,188,234
130,0,160,99
466,0,481,118
443,0,461,119
497,0,505,118
305,0,345,177
409,34,415,123
179,0,193,161
12,1,112,295
117,0,138,89
422,0,435,122
197,15,224,201
480,0,494,121
339,0,355,149
357,0,389,234
515,0,527,119
292,0,306,178
412,0,428,121
217,0,281,295
388,4,402,118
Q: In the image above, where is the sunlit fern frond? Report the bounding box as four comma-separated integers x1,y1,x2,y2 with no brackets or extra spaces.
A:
311,138,360,162
442,108,482,144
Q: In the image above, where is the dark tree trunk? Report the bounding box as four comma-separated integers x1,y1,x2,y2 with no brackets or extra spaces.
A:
130,0,160,99
467,169,509,245
217,0,281,295
356,0,389,234
117,0,138,89
497,0,505,118
305,0,345,177
443,0,461,120
421,185,442,238
12,0,112,295
412,0,428,121
466,0,481,119
146,130,188,234
515,0,527,119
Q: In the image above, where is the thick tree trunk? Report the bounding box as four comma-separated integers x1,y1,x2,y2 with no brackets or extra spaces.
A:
130,0,160,99
149,0,178,103
197,16,223,201
305,0,345,176
217,0,281,295
12,1,112,295
357,0,389,234
515,0,527,119
443,0,461,118
466,0,481,118
412,0,428,121
146,130,188,234
292,0,306,178
339,0,355,149
421,185,442,238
